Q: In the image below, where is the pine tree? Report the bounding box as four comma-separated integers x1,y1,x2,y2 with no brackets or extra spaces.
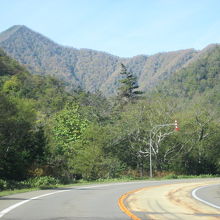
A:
118,63,142,102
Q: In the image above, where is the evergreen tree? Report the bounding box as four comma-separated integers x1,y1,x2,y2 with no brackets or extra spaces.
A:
118,63,142,103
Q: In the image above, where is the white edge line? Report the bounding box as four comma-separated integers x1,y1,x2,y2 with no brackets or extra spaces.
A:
192,183,220,210
0,190,71,218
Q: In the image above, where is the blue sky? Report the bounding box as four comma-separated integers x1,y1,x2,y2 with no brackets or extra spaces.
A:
0,0,220,57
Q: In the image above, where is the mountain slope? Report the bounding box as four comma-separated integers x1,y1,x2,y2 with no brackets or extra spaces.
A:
0,25,205,96
157,44,220,101
0,47,26,76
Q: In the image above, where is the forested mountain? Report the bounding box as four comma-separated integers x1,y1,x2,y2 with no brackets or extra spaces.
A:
157,45,220,102
0,25,202,96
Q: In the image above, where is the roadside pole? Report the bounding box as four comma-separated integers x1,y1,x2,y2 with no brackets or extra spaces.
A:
149,131,153,178
149,120,179,178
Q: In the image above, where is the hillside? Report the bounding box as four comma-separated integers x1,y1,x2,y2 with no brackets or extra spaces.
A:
0,25,199,96
158,44,220,99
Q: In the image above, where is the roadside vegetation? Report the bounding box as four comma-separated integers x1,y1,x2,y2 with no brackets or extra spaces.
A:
1,174,219,197
1,48,220,194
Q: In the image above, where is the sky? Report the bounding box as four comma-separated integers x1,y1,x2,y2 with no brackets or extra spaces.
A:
0,0,220,57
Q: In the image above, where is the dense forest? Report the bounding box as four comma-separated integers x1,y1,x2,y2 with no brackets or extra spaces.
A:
1,45,220,190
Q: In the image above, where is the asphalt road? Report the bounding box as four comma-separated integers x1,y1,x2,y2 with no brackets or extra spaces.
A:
193,183,220,209
0,178,219,220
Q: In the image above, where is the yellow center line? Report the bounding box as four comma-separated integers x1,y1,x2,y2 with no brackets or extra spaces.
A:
118,187,143,220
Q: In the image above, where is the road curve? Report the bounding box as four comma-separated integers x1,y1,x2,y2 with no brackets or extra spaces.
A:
0,179,219,220
192,184,220,210
125,179,220,220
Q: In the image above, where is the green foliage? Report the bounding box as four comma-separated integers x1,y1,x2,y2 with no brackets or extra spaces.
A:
51,104,88,150
0,176,60,191
159,45,220,100
0,49,70,181
27,176,60,188
44,103,89,181
2,75,22,94
0,48,26,76
0,179,7,190
74,91,113,124
1,42,220,189
71,123,125,180
0,93,41,180
163,174,178,179
118,63,142,103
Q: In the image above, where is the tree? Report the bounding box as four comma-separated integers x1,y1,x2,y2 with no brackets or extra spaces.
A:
46,103,88,180
171,106,220,175
118,63,142,103
70,123,124,180
51,104,88,149
0,93,43,180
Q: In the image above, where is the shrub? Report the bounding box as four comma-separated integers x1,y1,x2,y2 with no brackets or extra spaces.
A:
164,173,178,179
0,179,7,190
0,176,60,191
27,176,60,188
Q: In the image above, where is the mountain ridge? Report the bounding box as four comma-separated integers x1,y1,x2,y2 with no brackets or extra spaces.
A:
0,25,216,96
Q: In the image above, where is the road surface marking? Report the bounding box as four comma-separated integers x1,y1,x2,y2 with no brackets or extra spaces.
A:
192,184,220,210
118,188,142,220
0,190,71,218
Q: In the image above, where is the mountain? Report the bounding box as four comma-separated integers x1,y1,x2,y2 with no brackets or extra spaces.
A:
157,44,220,101
0,25,211,96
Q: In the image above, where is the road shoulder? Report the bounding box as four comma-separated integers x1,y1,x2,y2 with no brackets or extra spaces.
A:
124,180,220,220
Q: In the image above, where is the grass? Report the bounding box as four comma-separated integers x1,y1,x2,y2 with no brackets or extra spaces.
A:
0,174,219,197
0,188,39,197
162,173,220,180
